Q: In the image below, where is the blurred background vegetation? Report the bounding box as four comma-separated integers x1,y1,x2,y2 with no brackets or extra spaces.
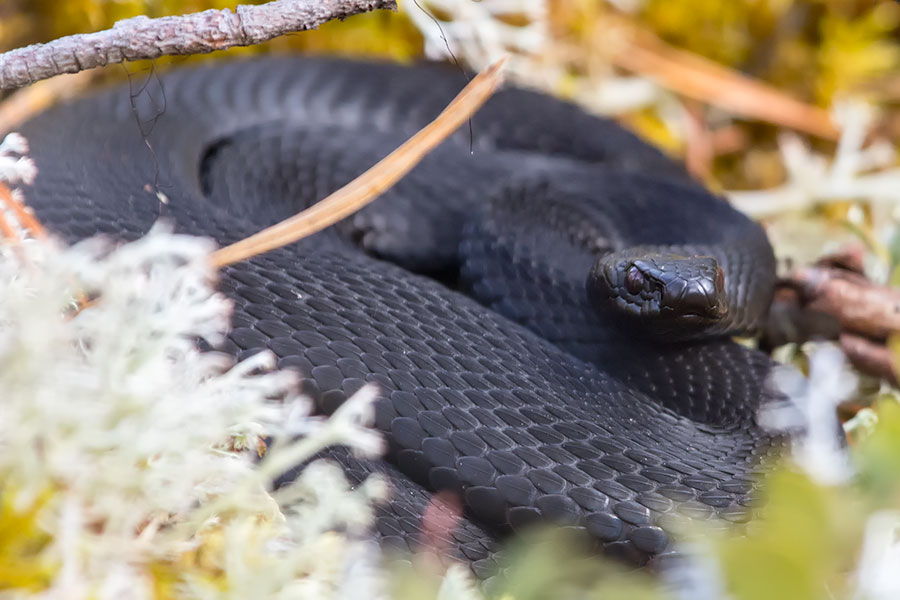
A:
4,0,900,188
3,1,900,599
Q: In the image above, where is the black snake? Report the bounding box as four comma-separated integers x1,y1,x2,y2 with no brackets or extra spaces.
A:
17,56,782,576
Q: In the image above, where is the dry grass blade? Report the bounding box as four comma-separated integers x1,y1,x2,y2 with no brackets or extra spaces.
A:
210,57,507,268
606,15,839,140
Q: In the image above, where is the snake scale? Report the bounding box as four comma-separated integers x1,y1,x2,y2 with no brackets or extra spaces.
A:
18,56,782,576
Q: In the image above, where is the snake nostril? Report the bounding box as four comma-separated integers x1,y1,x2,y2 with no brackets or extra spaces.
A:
680,279,726,319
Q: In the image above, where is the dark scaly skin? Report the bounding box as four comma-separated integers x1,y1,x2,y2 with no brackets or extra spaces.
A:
17,56,782,574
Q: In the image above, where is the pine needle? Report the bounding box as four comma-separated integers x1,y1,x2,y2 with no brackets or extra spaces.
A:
210,56,507,268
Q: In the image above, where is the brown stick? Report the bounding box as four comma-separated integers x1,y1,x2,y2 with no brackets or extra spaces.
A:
786,266,900,340
210,57,507,268
0,0,396,90
840,333,898,386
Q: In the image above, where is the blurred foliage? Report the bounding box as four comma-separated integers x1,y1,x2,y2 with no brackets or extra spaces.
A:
639,0,900,106
717,469,859,600
3,0,900,189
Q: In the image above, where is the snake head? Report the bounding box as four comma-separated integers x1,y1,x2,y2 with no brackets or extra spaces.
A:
587,251,728,337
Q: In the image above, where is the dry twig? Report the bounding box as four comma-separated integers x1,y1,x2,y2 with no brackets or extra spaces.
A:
681,102,714,179
0,0,396,90
840,333,898,386
773,261,900,384
785,267,900,340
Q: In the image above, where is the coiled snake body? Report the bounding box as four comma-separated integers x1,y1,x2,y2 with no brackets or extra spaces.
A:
19,57,781,575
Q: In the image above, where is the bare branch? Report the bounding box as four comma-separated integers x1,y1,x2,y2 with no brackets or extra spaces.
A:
0,0,396,90
840,333,898,387
786,266,900,340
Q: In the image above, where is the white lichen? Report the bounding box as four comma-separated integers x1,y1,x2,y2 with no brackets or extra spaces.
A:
728,102,900,220
405,0,547,79
0,132,36,186
0,223,387,598
403,0,668,115
759,343,857,485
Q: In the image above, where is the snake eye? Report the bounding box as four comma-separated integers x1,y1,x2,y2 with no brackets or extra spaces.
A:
625,266,644,295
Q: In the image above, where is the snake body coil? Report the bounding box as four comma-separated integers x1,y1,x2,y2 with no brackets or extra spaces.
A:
18,57,781,575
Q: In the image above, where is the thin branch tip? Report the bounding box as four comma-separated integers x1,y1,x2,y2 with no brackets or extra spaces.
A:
0,0,396,90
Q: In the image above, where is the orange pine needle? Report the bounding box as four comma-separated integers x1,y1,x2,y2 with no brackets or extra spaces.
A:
210,57,507,269
5,195,47,239
0,182,23,241
0,180,48,240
